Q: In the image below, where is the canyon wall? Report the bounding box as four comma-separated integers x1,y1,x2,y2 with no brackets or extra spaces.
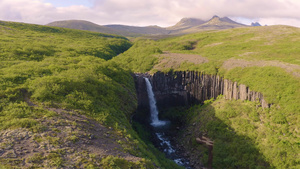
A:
135,71,271,113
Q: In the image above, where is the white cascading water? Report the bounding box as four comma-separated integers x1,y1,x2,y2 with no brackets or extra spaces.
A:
144,78,190,168
144,78,167,127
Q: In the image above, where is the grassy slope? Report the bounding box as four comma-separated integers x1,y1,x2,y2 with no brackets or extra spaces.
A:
112,25,300,168
0,21,182,168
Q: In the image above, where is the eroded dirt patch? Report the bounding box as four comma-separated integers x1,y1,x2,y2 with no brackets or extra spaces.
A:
153,52,209,71
0,108,141,168
222,58,300,78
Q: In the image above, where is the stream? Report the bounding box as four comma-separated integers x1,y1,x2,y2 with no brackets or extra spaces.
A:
145,78,192,168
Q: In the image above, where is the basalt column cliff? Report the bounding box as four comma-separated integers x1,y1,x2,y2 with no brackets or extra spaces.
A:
135,71,271,112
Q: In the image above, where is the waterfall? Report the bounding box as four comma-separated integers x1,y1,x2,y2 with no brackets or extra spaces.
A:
144,77,191,168
144,78,167,127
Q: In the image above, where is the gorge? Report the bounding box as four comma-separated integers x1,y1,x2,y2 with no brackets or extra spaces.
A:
134,71,272,168
144,77,191,168
1,20,298,169
136,71,271,114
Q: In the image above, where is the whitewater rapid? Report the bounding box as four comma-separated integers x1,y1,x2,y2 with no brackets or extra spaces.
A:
144,77,191,168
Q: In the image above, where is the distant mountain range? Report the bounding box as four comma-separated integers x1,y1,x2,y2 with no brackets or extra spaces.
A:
251,22,262,26
46,15,258,37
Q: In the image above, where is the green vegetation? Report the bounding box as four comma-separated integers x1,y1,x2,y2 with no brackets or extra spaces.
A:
112,25,300,168
178,98,298,168
114,25,300,72
99,156,154,169
0,21,131,62
158,26,300,65
0,20,299,168
0,21,182,168
111,39,162,72
224,66,300,114
0,20,135,128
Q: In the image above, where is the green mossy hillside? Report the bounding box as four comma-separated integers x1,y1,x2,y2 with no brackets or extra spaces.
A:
111,39,162,72
158,25,300,65
1,20,299,168
114,25,300,72
0,21,182,168
177,97,299,169
0,21,135,127
0,21,131,62
112,26,300,168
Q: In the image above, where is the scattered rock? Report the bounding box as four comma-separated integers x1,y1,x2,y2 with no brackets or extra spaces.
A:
4,150,17,158
0,106,144,168
89,134,95,140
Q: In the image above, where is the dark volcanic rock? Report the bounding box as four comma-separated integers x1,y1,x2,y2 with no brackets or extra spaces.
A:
251,22,261,26
134,73,152,123
135,71,271,112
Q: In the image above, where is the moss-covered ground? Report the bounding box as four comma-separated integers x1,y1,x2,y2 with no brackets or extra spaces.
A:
0,21,182,168
112,25,300,168
0,20,299,168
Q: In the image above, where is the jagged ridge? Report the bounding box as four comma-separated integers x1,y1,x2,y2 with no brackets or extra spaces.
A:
46,15,253,36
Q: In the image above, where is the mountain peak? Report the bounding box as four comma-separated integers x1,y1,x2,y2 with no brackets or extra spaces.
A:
46,15,248,37
212,15,220,19
204,15,245,26
168,17,205,30
178,18,205,25
206,15,223,24
251,22,261,26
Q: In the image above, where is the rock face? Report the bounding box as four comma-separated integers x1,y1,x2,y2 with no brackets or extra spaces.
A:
135,73,150,110
251,22,261,26
134,73,152,123
135,71,271,112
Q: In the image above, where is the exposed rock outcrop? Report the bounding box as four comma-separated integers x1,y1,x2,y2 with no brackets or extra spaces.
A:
135,71,271,112
251,22,261,26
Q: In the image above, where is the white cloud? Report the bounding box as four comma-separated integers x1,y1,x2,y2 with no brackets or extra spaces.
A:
259,17,300,27
0,0,54,23
0,0,299,27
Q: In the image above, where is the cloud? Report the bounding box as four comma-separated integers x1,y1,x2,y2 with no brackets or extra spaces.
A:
0,0,53,23
0,0,299,27
94,0,300,27
259,17,300,27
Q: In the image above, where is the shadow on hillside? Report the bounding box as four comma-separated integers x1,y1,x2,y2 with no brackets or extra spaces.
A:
178,103,272,169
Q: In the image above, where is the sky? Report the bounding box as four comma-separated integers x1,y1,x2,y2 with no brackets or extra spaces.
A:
0,0,300,27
